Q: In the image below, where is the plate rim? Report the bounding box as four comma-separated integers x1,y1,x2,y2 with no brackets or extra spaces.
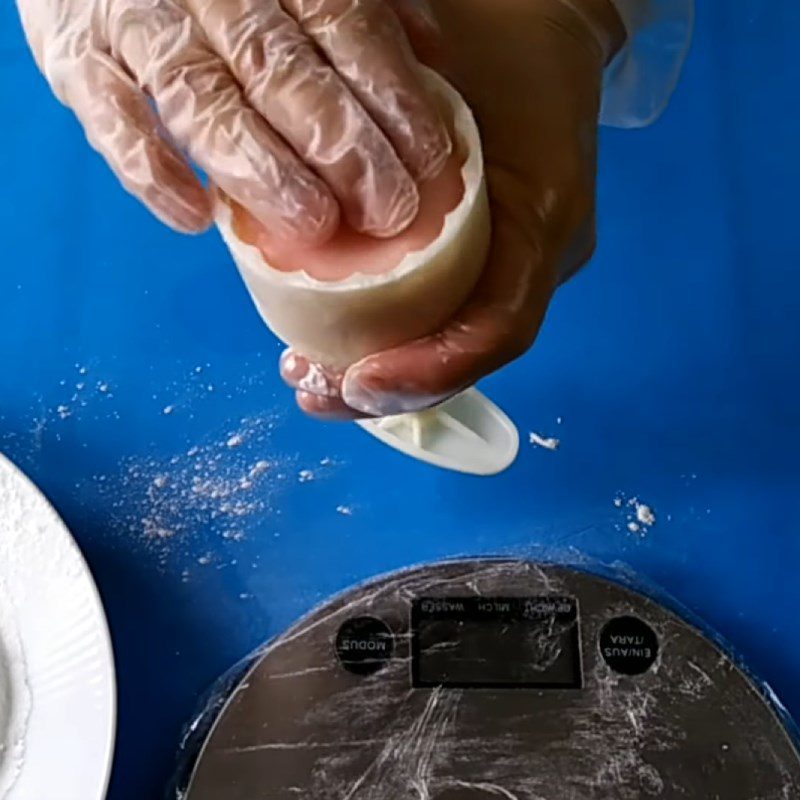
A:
0,452,117,800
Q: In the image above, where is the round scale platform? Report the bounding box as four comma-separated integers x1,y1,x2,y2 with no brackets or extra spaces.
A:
182,560,800,799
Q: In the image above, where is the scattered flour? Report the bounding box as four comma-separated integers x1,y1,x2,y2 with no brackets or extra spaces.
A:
250,461,270,478
8,366,117,446
528,431,560,451
82,415,338,564
79,415,287,546
635,503,656,527
615,494,657,536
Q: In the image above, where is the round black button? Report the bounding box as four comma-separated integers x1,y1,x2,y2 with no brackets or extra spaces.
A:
336,617,394,676
599,616,659,675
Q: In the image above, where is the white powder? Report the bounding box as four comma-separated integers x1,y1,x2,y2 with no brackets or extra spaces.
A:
0,462,50,797
250,461,270,478
0,582,29,799
636,503,656,527
528,431,560,451
627,497,656,529
132,422,274,540
83,416,301,549
615,494,657,535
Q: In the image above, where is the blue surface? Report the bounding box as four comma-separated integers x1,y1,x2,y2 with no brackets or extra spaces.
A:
1,3,799,798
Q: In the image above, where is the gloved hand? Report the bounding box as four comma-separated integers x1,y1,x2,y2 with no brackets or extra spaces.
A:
16,0,451,241
280,0,626,418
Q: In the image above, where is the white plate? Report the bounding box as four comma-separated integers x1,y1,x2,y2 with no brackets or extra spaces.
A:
0,453,116,800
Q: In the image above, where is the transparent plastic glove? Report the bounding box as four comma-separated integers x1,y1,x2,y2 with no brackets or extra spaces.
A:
280,0,627,419
16,0,451,239
604,0,694,127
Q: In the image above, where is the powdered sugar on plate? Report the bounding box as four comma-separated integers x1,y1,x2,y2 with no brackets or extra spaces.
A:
0,462,47,798
0,453,115,800
0,580,30,799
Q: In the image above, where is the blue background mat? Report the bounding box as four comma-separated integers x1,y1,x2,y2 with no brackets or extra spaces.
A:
1,2,798,797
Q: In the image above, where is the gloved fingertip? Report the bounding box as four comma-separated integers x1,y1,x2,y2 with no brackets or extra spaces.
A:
281,351,343,397
153,196,213,235
279,349,308,382
414,126,453,183
179,220,213,235
138,161,213,234
301,193,341,245
282,183,341,246
180,202,215,234
244,175,340,246
296,391,361,421
168,214,213,235
342,366,404,417
356,180,420,239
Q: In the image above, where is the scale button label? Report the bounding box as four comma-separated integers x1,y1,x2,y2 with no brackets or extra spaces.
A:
599,616,659,675
336,617,394,676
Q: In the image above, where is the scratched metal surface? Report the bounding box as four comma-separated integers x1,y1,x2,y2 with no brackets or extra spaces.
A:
180,561,800,799
0,2,799,799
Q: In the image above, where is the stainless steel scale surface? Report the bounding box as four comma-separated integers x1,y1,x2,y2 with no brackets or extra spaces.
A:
183,560,800,798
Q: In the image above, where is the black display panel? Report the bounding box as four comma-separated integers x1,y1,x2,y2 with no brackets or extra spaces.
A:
412,596,581,689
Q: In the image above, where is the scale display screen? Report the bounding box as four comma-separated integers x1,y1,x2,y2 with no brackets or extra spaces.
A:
412,596,581,689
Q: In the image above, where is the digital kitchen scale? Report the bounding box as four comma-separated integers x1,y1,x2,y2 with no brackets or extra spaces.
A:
180,559,800,798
